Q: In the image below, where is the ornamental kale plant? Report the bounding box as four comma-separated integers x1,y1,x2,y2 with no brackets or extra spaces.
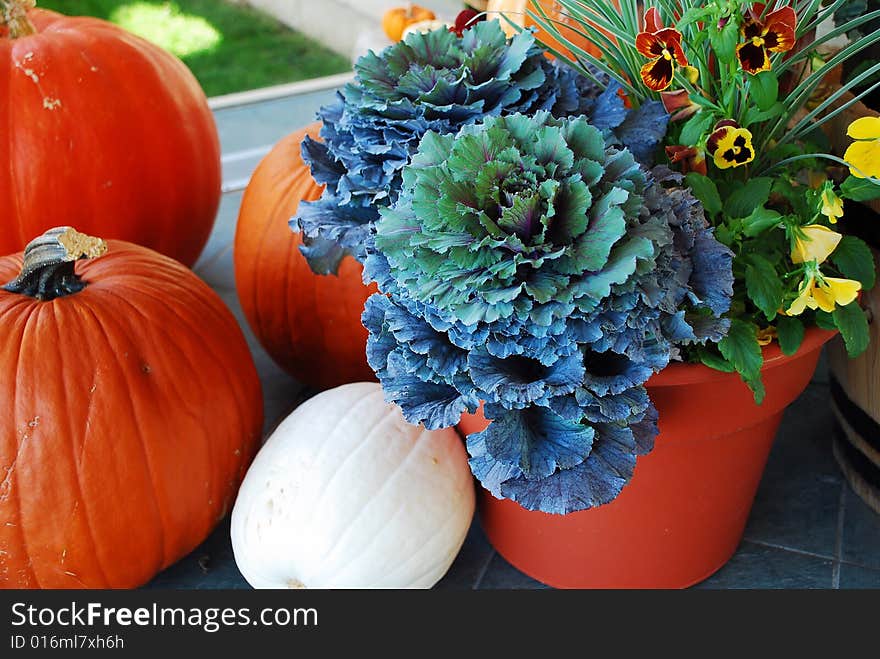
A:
362,112,734,513
293,20,669,275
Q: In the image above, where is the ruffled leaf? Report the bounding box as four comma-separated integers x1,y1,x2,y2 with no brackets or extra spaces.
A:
498,423,639,514
473,406,595,481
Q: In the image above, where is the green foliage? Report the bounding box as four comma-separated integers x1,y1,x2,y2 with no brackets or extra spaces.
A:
742,207,784,238
832,236,876,289
680,112,714,146
776,316,805,356
745,254,784,321
841,177,880,202
719,319,765,403
726,178,774,219
697,346,736,372
833,302,871,357
750,72,779,111
685,172,721,217
679,169,870,398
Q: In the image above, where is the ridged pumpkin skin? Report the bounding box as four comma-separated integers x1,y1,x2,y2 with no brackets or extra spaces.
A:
234,123,377,390
0,240,263,588
0,9,221,266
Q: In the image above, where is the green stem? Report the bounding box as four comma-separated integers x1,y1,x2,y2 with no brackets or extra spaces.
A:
3,227,108,301
1,0,36,38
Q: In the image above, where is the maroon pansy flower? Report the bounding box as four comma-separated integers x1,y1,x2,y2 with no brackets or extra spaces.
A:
736,4,797,74
636,16,689,92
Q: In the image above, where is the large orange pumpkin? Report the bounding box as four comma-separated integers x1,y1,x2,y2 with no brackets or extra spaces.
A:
0,227,263,588
0,4,221,267
234,123,377,390
486,0,604,59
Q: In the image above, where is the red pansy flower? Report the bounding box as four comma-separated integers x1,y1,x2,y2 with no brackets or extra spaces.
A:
636,10,688,91
736,4,797,74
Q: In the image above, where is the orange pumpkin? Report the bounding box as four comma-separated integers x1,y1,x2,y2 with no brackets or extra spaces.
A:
0,227,263,588
0,5,221,267
382,4,436,42
234,124,378,390
486,0,604,59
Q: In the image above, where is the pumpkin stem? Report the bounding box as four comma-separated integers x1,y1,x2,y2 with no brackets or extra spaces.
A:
1,0,36,39
3,227,108,301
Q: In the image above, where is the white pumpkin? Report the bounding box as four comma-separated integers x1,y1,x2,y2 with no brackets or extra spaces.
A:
230,382,475,589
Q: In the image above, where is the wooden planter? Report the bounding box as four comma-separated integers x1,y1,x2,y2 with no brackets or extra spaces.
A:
825,92,880,513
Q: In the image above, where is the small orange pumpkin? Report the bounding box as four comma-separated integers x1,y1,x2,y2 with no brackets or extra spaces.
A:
382,3,436,42
234,124,378,390
0,227,263,589
486,0,604,59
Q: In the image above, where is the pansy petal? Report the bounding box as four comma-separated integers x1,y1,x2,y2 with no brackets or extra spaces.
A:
737,41,771,74
844,140,880,179
764,15,796,53
811,282,838,313
765,7,797,31
644,7,663,33
786,280,813,316
640,57,674,91
635,31,665,59
847,116,880,140
663,32,688,67
822,277,862,308
791,224,842,265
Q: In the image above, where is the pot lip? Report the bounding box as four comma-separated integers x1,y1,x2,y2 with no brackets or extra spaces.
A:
646,326,838,388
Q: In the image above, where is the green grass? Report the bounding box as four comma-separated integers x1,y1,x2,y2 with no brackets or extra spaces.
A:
37,0,352,97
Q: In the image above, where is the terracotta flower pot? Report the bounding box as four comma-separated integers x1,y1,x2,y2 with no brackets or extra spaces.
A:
458,327,836,588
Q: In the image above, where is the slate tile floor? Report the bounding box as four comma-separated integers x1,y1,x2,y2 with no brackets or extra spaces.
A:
147,81,880,590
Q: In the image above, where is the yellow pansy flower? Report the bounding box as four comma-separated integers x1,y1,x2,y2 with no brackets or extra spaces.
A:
844,116,880,179
706,121,755,170
791,224,842,264
820,187,844,224
786,271,861,316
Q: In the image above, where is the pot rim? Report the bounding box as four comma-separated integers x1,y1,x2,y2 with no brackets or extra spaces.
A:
647,326,837,388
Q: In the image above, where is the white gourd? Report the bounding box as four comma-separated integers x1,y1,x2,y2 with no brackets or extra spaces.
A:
231,382,475,589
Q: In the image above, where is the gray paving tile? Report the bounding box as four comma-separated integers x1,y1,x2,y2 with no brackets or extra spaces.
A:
838,563,880,588
477,553,549,590
435,519,494,590
693,541,834,589
214,89,339,158
743,384,842,557
841,486,880,570
194,191,242,291
212,286,303,437
146,517,249,590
